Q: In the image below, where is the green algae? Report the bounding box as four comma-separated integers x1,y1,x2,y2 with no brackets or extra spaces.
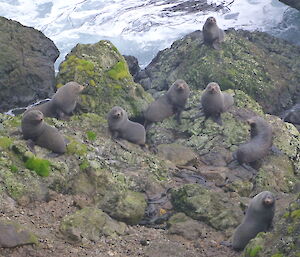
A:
107,61,130,80
0,136,12,149
86,131,97,141
25,157,51,177
245,245,263,257
66,138,88,155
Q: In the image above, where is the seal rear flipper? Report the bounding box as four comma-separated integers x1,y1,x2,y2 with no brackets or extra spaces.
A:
211,114,223,125
212,41,221,50
241,163,258,174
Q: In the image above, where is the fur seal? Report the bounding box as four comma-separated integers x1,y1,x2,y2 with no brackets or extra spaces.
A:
232,191,275,250
21,110,66,154
144,79,190,128
202,16,225,49
107,106,146,146
236,116,272,168
26,81,85,119
200,82,234,125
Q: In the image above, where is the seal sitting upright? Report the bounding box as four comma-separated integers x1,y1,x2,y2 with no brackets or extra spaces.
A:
26,81,85,120
202,16,225,49
200,82,234,125
21,110,66,154
236,116,272,169
144,79,190,128
232,191,275,250
107,106,146,147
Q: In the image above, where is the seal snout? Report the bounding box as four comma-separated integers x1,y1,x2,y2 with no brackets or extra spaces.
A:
263,196,274,207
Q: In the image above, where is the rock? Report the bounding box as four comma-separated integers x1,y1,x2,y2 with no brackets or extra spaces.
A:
72,168,147,225
0,220,38,248
137,29,300,114
60,207,127,242
279,0,300,11
167,212,203,240
157,144,197,166
0,17,59,112
56,40,153,118
171,184,243,231
123,55,140,80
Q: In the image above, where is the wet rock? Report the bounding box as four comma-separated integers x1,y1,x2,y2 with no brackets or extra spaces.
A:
171,184,243,231
56,40,153,119
279,0,300,11
60,207,127,242
0,220,38,248
0,16,59,112
157,143,197,166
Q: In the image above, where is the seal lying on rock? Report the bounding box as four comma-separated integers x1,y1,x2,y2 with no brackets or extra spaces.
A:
236,116,272,169
232,191,275,250
202,16,225,49
21,110,66,154
144,79,190,128
200,82,234,125
107,106,146,146
26,81,85,120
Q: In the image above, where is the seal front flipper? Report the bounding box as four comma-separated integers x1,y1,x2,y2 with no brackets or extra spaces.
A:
211,114,223,125
26,139,36,154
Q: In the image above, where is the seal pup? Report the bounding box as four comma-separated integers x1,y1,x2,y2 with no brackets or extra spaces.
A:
107,106,146,146
236,116,272,169
232,191,275,250
27,81,85,120
21,110,66,154
202,16,225,49
144,79,190,128
200,82,234,125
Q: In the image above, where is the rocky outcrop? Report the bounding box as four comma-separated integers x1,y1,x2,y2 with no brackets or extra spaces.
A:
137,29,300,115
0,16,59,112
0,220,37,248
56,40,153,118
279,0,300,11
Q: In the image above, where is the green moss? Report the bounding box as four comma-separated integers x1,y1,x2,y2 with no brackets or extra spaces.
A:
86,131,97,141
56,83,64,89
89,79,96,86
291,209,300,220
271,254,283,257
25,157,51,177
0,136,12,149
10,165,18,172
79,159,90,171
107,61,130,80
66,139,88,155
245,245,263,257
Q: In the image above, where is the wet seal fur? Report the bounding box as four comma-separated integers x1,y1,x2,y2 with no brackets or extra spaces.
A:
144,79,190,128
232,191,275,250
26,81,85,120
202,16,225,49
21,110,66,154
200,82,234,125
236,116,272,168
108,106,146,146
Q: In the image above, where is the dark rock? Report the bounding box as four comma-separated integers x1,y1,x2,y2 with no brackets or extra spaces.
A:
279,0,300,11
123,55,140,80
0,220,37,248
0,16,59,112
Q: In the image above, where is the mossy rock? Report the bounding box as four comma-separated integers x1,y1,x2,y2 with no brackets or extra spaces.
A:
56,40,153,119
138,29,300,114
60,207,127,242
0,219,38,248
171,184,243,231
